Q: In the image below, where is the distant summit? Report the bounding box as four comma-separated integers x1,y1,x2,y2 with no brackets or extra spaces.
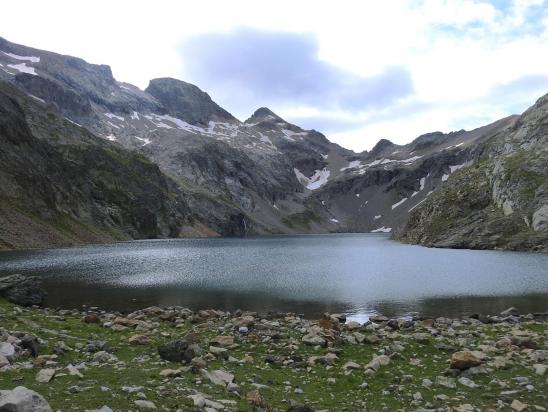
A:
245,107,285,124
146,78,236,125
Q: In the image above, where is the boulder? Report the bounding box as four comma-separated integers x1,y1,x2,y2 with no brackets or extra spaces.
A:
364,355,390,372
209,346,229,359
346,321,361,330
0,343,16,361
128,335,150,345
35,368,55,383
450,351,483,370
210,335,234,347
158,340,189,362
500,307,519,316
0,275,47,306
134,400,156,410
0,354,10,368
20,335,40,357
201,369,234,386
0,386,53,411
302,334,326,347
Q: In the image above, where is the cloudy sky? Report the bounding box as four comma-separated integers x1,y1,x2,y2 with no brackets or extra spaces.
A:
3,0,548,151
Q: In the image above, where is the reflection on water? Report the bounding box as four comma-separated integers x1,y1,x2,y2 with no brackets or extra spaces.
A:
0,234,547,318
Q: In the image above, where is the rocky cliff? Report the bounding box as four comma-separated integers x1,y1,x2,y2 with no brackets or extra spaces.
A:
396,94,548,251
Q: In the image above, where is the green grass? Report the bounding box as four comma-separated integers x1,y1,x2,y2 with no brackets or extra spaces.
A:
1,299,546,411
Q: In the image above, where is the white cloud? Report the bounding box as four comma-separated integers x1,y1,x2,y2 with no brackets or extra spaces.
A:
1,0,547,151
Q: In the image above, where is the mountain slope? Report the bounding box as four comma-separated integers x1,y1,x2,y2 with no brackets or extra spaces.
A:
0,83,246,249
0,36,546,251
395,93,548,251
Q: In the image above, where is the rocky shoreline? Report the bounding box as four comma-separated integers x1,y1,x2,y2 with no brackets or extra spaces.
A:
0,275,547,411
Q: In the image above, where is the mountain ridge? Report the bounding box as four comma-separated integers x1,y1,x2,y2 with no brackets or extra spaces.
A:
0,36,546,251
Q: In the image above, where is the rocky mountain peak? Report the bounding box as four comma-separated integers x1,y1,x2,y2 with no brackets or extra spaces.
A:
245,107,285,124
145,78,237,125
370,138,395,157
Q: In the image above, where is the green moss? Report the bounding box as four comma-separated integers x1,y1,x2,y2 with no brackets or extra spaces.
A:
283,210,321,229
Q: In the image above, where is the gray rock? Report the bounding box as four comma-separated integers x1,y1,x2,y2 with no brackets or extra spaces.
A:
93,351,116,363
500,307,519,316
364,355,390,372
0,386,53,411
435,376,456,389
0,354,10,368
121,386,145,394
0,343,15,361
0,275,46,306
85,407,113,412
533,364,547,376
158,340,189,362
20,335,39,357
208,345,229,359
302,334,326,346
35,368,55,383
458,377,479,388
201,369,234,386
134,400,156,410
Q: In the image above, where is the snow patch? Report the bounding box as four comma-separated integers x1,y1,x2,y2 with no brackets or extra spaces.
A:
131,111,140,120
8,63,37,75
65,118,82,127
104,134,117,141
2,51,40,62
306,169,330,190
294,168,331,190
449,163,467,173
330,218,339,223
258,132,275,147
408,190,434,212
371,226,391,233
134,136,151,146
419,177,426,190
355,193,360,197
391,197,408,209
401,155,423,163
29,94,45,103
105,113,125,121
321,154,329,159
374,215,382,220
441,174,449,182
281,129,307,141
107,121,120,129
340,160,361,171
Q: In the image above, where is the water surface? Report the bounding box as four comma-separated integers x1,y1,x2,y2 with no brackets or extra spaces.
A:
0,234,546,320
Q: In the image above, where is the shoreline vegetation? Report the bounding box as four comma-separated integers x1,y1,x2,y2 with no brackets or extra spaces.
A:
0,275,547,411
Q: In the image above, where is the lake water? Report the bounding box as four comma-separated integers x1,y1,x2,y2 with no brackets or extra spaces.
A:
0,234,547,320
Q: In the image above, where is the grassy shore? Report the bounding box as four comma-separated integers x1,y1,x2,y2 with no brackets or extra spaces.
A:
0,298,547,411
